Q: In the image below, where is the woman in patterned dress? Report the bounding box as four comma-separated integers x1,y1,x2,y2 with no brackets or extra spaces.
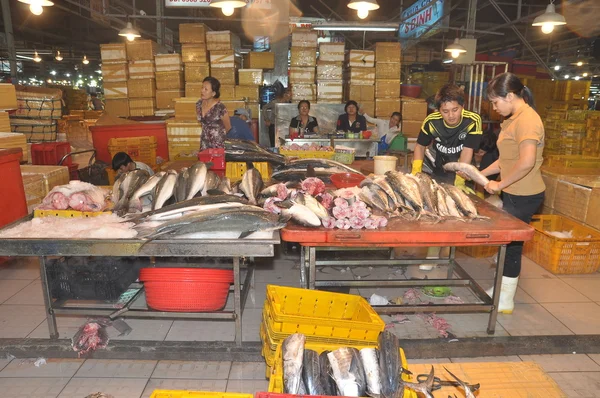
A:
196,77,232,149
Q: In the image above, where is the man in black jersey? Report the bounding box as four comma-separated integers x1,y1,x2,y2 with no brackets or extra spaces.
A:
411,84,482,191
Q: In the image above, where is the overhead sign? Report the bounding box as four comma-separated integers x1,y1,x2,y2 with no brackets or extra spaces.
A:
399,0,448,40
165,0,270,9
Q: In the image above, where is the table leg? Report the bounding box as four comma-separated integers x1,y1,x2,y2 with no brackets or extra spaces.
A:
309,246,316,290
300,246,306,288
39,256,59,339
233,257,243,346
487,244,507,334
447,247,457,279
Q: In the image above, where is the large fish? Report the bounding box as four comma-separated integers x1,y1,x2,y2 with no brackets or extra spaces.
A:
128,171,166,212
442,183,483,219
272,159,363,182
319,351,336,397
225,139,287,166
174,167,189,203
443,162,490,187
372,177,404,210
186,162,208,200
276,200,321,227
302,349,326,396
359,185,389,213
327,347,367,397
152,170,178,210
415,173,439,213
201,170,221,197
444,367,479,398
378,330,401,398
297,192,328,220
283,333,305,395
240,163,264,205
360,348,382,397
385,171,426,213
402,366,435,398
112,170,150,216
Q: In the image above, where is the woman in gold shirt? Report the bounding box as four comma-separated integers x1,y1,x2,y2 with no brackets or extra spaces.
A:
481,72,545,314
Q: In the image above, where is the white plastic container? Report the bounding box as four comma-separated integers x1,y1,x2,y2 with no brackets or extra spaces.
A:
374,155,397,175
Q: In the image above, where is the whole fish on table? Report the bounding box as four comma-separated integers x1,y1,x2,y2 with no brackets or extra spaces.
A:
200,171,221,197
152,170,178,210
379,330,410,398
442,162,490,187
319,350,336,396
225,139,287,166
112,170,150,216
360,348,382,397
302,349,326,396
442,184,486,219
272,159,363,182
186,162,209,200
327,347,367,397
174,168,189,203
128,171,166,212
239,162,264,206
282,333,305,394
276,200,321,227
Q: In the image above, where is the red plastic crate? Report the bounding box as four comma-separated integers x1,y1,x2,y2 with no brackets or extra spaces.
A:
198,148,225,170
31,142,72,166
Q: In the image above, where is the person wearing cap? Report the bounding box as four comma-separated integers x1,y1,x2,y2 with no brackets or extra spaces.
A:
227,108,255,141
112,152,154,177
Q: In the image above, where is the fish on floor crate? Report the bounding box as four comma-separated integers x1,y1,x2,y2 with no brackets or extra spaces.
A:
523,214,600,274
107,136,158,166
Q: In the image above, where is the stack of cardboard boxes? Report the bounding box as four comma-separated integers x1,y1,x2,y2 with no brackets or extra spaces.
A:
374,42,401,119
585,112,600,157
155,54,184,111
316,43,345,104
100,43,129,117
207,30,243,111
344,49,375,116
400,98,427,138
290,28,318,102
126,40,158,116
544,110,599,157
237,69,263,119
180,23,210,102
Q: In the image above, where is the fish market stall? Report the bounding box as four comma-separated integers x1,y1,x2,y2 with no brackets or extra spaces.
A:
280,199,534,335
0,219,279,346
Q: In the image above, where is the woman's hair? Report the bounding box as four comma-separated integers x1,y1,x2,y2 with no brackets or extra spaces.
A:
298,100,311,110
487,72,535,109
479,131,498,153
434,84,465,109
345,100,359,113
391,112,402,125
203,76,221,99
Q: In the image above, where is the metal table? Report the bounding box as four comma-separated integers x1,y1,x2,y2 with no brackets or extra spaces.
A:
0,219,280,346
280,200,534,335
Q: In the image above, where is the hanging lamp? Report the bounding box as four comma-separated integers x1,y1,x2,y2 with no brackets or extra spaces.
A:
33,51,42,62
209,0,246,17
55,50,63,61
444,38,467,59
119,21,141,42
532,0,566,34
82,55,90,65
18,0,54,15
347,0,380,19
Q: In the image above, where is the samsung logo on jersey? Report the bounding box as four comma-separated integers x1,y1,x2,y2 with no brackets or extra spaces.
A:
436,143,464,154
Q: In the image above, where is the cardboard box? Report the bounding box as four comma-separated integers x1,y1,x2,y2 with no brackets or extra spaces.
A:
22,173,45,212
376,62,401,80
402,119,423,138
554,180,592,222
541,170,560,208
347,50,375,67
174,98,198,122
100,43,127,64
104,98,129,117
156,90,184,110
375,80,401,98
0,112,10,131
317,82,343,102
102,63,128,82
347,84,375,101
128,60,155,79
347,67,375,85
210,50,238,69
206,30,241,51
179,23,207,44
127,79,156,98
292,84,317,101
246,52,275,69
155,54,182,72
361,101,375,117
219,85,236,101
585,188,600,230
238,69,263,86
376,42,401,63
289,67,316,84
221,101,246,114
247,102,259,119
185,83,203,99
126,40,158,61
128,98,156,117
211,68,236,85
235,85,260,101
291,29,318,48
184,63,211,83
402,98,428,120
317,61,343,80
291,47,317,67
181,44,208,63
103,82,128,99
319,43,345,62
0,84,17,110
156,71,184,90
376,98,401,119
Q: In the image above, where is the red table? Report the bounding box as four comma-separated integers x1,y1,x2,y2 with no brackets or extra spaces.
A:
280,199,534,335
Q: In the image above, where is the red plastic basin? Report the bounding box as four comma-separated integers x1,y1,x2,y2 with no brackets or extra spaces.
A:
330,172,366,189
400,84,422,98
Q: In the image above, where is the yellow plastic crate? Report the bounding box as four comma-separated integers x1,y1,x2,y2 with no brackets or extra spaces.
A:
108,135,158,167
544,155,600,169
279,149,335,160
267,341,415,398
523,215,600,274
33,209,110,218
265,285,385,340
150,392,253,398
226,162,272,182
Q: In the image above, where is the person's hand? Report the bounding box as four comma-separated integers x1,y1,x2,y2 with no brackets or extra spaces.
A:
455,174,476,195
456,171,470,181
485,180,502,194
411,160,423,175
359,108,365,115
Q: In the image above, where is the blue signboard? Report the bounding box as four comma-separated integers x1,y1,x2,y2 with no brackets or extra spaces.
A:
399,0,448,40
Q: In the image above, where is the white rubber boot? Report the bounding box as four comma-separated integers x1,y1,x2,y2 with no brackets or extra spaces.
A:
419,247,441,271
487,276,519,314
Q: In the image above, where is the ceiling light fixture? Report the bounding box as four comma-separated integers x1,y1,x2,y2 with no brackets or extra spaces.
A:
18,0,54,15
347,0,380,20
119,21,141,42
311,22,397,32
574,76,580,80
564,74,570,79
583,72,588,77
577,61,583,66
55,50,63,61
209,0,245,17
82,55,89,65
532,0,566,34
444,38,467,59
33,51,42,62
554,65,560,71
